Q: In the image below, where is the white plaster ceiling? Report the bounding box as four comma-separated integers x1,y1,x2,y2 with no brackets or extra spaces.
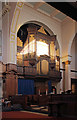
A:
55,12,66,20
25,2,68,22
38,3,56,15
28,2,37,7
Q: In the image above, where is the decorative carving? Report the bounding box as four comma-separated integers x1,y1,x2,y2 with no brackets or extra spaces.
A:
38,26,47,35
17,37,23,47
50,63,55,70
29,58,37,66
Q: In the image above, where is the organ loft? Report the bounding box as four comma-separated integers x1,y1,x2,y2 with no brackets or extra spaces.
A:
2,23,61,97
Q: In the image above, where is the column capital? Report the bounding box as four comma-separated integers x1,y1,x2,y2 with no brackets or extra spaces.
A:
65,60,71,65
61,55,72,63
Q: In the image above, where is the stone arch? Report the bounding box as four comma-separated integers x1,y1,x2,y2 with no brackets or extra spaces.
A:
17,20,60,60
10,2,61,64
17,20,60,51
10,2,24,64
25,20,54,35
17,20,61,56
68,33,76,55
70,33,77,71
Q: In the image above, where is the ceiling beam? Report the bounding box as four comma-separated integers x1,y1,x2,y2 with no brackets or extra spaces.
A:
34,2,45,10
50,9,60,17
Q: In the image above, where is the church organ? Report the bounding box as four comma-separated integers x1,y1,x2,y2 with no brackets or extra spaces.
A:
2,23,61,98
16,24,61,95
17,24,61,77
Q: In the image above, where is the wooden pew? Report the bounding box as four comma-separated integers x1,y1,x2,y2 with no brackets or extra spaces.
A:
38,95,49,106
11,95,28,109
11,95,39,109
48,94,77,117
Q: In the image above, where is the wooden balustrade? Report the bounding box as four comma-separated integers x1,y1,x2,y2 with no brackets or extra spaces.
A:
24,66,36,75
49,70,61,79
1,62,61,79
6,63,17,72
3,64,6,73
17,66,61,81
17,66,23,74
0,62,6,73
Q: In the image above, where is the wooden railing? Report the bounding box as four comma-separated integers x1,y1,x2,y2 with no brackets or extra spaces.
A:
49,70,61,78
6,63,17,72
0,62,6,73
17,66,36,75
24,66,36,75
17,66,61,79
17,66,23,74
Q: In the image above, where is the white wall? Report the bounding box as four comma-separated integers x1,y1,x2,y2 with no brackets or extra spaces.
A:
75,35,77,78
2,13,9,63
2,2,16,64
71,38,75,78
75,22,77,34
71,33,77,79
0,31,2,61
0,2,2,62
9,2,17,30
61,19,75,57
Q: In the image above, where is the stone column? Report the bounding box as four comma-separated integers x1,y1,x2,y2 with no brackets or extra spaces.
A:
75,34,77,78
65,60,71,91
62,62,65,92
0,61,2,120
62,55,72,92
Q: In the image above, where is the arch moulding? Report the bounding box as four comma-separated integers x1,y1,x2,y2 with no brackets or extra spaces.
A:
10,2,24,64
